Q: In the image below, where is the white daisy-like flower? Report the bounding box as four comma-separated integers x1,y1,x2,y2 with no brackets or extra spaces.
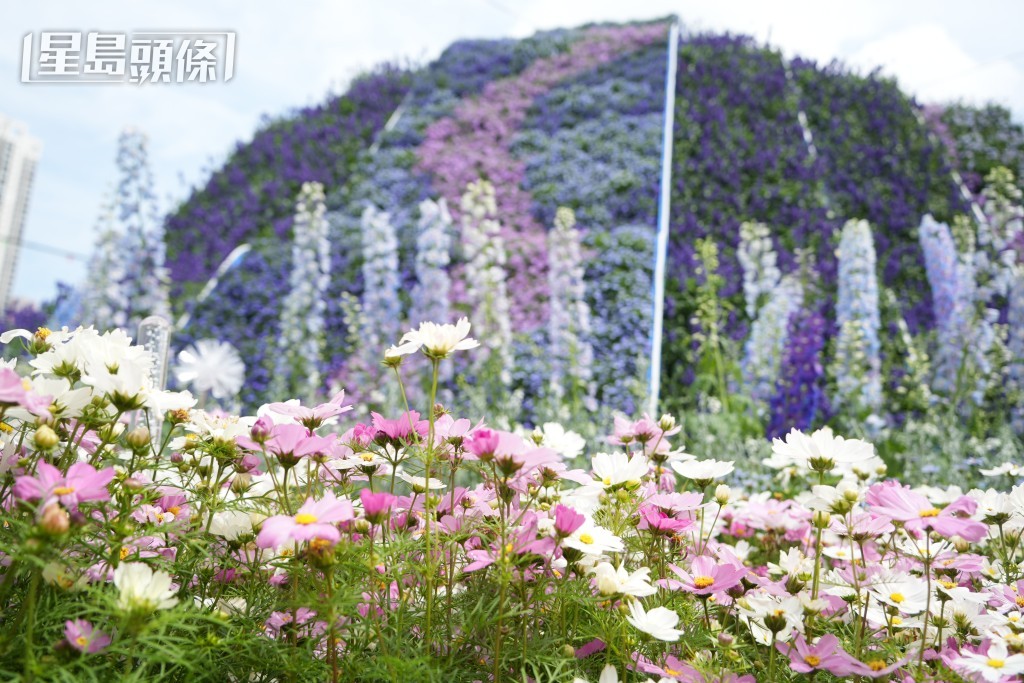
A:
114,562,178,612
769,427,874,471
397,472,446,493
563,522,624,556
591,451,649,488
573,664,620,683
538,422,586,460
625,601,684,642
981,462,1024,477
391,317,480,359
175,339,246,400
869,571,930,614
954,640,1024,682
591,562,657,598
671,458,734,482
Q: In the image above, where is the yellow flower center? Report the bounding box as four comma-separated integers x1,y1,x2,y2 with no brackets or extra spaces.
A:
359,453,375,462
75,636,88,647
53,486,76,496
804,655,821,667
504,543,514,554
665,669,680,676
21,379,32,391
988,659,1005,669
891,616,903,625
167,506,181,516
919,508,941,518
0,422,12,433
119,546,130,560
308,538,333,553
578,533,594,545
37,327,52,340
294,513,318,525
939,580,956,589
868,660,886,672
1015,595,1024,608
602,476,612,486
889,592,905,604
694,576,715,589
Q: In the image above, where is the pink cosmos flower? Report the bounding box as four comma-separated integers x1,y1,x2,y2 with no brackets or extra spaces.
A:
638,505,696,536
265,390,352,429
463,514,555,572
865,481,987,541
64,619,111,654
670,555,747,596
464,427,500,460
371,411,428,443
553,504,586,537
360,488,396,525
238,423,335,464
14,462,114,509
0,368,52,416
637,654,700,681
257,493,354,549
779,634,864,676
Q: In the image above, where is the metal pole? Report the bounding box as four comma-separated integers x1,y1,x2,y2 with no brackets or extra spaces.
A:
648,20,681,417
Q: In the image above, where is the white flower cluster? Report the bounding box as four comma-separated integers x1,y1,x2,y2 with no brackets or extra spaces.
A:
460,180,512,386
547,207,595,409
832,219,882,411
742,274,802,411
737,221,782,319
409,198,453,328
359,204,403,371
272,182,330,403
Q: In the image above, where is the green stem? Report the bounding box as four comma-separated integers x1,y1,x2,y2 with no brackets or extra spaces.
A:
24,569,40,682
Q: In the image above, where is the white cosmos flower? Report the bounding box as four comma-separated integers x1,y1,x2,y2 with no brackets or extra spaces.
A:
591,562,657,598
981,463,1024,477
626,601,684,641
392,317,480,359
538,422,586,460
769,427,875,470
174,339,246,400
671,458,734,482
397,472,446,492
114,562,178,612
573,664,620,683
869,571,930,613
954,640,1024,682
208,510,257,541
563,522,624,556
591,451,649,488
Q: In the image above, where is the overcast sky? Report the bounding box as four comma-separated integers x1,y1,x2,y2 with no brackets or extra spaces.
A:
2,0,1022,305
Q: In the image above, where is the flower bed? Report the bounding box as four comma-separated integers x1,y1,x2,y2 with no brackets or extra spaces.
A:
2,323,1024,682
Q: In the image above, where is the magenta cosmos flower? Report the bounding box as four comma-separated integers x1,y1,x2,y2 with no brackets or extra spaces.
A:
14,462,114,509
670,555,747,596
865,481,987,541
779,634,864,676
552,504,585,537
359,488,396,525
238,423,335,464
64,619,112,654
257,493,354,549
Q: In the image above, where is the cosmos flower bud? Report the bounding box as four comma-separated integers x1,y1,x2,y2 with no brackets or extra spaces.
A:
812,510,831,529
34,425,60,450
250,416,273,444
126,427,151,450
658,414,676,432
39,503,70,535
715,484,731,505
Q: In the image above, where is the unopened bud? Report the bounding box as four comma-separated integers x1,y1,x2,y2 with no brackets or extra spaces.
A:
531,427,544,446
33,425,60,450
717,632,734,647
170,451,184,464
812,510,831,528
249,417,273,445
126,427,151,450
167,409,190,425
715,484,731,505
658,414,676,432
39,503,70,535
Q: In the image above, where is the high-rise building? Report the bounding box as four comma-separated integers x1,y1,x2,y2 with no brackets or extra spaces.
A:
0,116,42,312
